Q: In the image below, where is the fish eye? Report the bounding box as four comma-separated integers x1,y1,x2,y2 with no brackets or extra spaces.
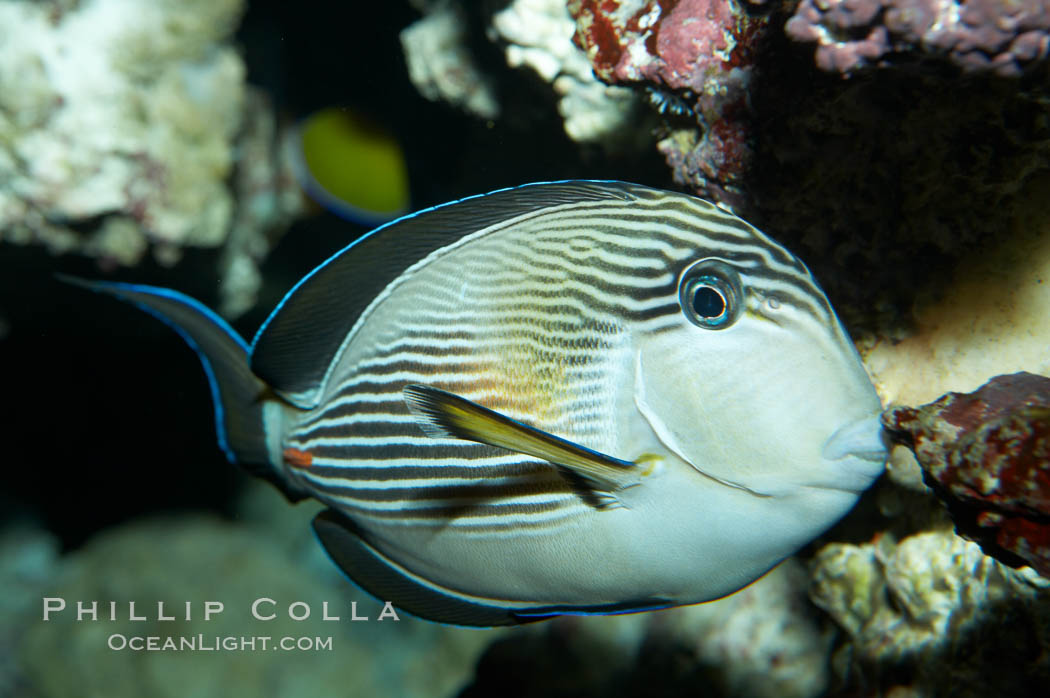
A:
678,259,743,330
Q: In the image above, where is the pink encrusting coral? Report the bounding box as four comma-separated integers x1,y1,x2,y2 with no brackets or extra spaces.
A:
786,0,1050,77
569,0,748,90
883,372,1050,578
568,0,769,205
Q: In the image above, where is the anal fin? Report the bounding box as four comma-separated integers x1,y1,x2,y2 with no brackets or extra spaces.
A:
312,510,538,627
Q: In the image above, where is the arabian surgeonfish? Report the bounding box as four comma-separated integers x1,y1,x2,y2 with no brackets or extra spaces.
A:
64,181,888,626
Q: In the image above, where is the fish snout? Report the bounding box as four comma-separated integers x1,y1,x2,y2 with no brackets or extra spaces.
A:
823,415,889,462
820,414,889,490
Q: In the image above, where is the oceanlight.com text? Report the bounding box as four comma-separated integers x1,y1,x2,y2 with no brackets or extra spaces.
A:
107,634,334,652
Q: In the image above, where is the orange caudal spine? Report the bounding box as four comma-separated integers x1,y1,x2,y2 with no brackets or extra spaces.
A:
282,448,313,469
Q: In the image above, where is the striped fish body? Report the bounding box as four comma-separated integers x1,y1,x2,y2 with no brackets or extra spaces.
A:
70,181,888,625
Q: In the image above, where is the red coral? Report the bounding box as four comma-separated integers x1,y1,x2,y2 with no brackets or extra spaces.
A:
883,372,1050,577
568,0,769,205
571,0,757,91
571,0,625,81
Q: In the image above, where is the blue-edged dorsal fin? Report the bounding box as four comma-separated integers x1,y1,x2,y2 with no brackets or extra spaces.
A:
250,180,637,408
402,384,641,493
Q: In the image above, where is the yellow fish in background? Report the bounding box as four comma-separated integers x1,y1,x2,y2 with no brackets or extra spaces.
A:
288,107,410,224
63,181,888,626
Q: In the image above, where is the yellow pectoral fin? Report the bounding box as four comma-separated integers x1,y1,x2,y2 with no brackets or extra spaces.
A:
402,384,641,492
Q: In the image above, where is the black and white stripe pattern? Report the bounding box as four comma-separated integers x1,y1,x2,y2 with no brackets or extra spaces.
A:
282,187,841,534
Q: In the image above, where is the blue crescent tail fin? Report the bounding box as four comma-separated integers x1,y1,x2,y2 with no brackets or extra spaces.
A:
59,275,300,499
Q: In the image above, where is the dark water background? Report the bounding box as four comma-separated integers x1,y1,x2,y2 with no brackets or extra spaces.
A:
1,1,670,549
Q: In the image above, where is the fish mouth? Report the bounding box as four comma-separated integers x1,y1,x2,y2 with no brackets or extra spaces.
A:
819,414,889,491
822,414,889,463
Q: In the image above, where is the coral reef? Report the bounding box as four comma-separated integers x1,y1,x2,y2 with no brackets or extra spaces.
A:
786,0,1050,77
11,489,501,698
0,527,61,697
883,372,1050,578
400,1,500,120
809,528,1050,695
400,1,1050,319
864,172,1050,493
816,185,1050,693
398,3,1050,334
640,559,830,698
568,0,769,206
222,89,305,317
493,0,640,144
863,174,1050,401
445,2,1050,334
401,0,640,144
462,560,828,698
753,165,1050,695
0,0,302,316
806,162,1050,696
744,71,1050,333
